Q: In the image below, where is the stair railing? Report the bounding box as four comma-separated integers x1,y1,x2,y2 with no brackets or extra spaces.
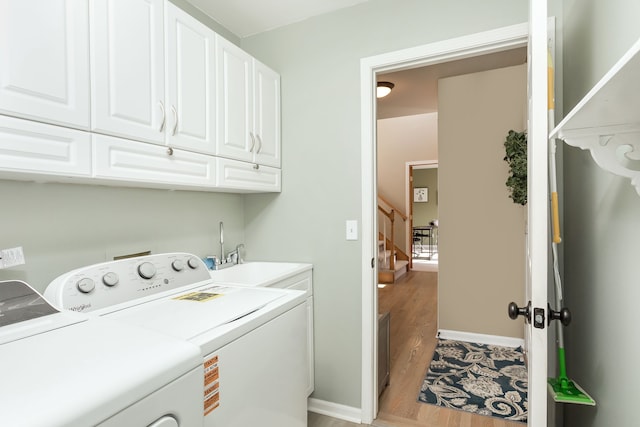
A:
377,205,396,271
377,196,409,271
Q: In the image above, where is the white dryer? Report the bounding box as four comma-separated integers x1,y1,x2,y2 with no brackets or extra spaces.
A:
45,253,308,427
0,279,203,427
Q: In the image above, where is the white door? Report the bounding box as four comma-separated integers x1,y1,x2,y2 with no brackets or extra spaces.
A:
253,60,281,167
216,36,253,162
508,2,549,426
0,0,90,129
90,0,165,144
165,2,216,154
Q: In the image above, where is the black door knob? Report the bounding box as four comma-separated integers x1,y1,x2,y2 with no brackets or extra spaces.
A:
548,304,572,326
508,301,531,322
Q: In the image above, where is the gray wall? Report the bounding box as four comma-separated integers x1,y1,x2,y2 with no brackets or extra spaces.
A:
241,0,528,409
562,0,640,425
0,180,245,293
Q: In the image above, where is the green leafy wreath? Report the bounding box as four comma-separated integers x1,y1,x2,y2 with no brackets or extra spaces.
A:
503,130,527,205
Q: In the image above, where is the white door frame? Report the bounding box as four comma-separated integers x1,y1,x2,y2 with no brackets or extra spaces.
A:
359,23,529,423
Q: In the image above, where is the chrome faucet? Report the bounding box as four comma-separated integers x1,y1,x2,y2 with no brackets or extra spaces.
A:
209,222,243,270
219,221,225,262
228,243,244,265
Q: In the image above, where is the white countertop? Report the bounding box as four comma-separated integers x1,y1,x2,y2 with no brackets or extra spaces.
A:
208,261,312,287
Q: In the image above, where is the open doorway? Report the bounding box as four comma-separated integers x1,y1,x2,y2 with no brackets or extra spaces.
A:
361,23,530,425
409,163,439,271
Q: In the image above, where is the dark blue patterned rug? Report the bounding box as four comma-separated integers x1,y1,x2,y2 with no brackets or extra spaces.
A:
418,339,528,423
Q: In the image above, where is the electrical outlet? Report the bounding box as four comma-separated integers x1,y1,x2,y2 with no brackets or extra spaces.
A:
0,246,25,269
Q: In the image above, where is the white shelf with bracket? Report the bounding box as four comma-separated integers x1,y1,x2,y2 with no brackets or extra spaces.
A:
550,37,640,195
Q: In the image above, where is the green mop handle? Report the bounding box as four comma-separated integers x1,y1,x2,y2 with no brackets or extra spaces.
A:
557,347,570,388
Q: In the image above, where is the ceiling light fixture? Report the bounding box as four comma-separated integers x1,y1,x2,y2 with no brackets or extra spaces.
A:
376,81,394,98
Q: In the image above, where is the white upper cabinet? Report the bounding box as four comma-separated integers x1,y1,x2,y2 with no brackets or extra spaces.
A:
216,36,254,163
0,0,90,129
0,115,91,179
216,157,280,193
91,0,216,154
93,133,216,189
90,0,165,144
254,60,281,167
0,0,280,192
216,37,281,167
165,2,217,155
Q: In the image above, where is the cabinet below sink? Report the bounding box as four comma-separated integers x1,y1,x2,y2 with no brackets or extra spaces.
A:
208,261,314,396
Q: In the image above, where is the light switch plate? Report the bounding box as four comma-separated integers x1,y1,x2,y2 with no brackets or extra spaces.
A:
0,246,25,269
346,220,358,241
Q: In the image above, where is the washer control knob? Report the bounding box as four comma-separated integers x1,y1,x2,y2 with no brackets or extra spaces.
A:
102,272,119,287
77,278,95,293
171,260,185,272
138,262,156,280
187,257,200,269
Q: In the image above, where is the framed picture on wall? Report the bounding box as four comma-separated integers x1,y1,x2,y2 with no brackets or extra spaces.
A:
414,187,428,202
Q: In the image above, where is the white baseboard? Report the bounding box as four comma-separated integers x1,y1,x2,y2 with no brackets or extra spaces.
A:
307,398,362,423
437,329,524,348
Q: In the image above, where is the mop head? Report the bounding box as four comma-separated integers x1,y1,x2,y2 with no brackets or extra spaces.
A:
548,377,596,406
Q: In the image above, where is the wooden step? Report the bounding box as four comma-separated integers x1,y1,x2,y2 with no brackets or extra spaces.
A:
378,259,409,284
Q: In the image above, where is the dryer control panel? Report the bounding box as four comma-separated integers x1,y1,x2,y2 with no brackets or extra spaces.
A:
44,253,211,314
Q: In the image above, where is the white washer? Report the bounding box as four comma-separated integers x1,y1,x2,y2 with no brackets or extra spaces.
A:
0,279,203,427
45,253,308,427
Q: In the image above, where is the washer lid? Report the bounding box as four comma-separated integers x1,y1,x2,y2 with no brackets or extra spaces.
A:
0,280,88,345
0,280,58,327
107,285,285,341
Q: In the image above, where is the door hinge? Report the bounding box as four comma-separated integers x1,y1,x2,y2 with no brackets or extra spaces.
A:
533,307,546,329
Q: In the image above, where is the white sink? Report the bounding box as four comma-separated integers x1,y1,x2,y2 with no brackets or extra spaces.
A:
208,262,311,287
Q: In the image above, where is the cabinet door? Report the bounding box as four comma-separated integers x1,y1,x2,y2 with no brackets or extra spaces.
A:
216,157,280,192
216,36,253,162
0,0,90,129
254,60,281,167
93,134,216,189
165,2,216,154
0,115,91,178
90,0,165,144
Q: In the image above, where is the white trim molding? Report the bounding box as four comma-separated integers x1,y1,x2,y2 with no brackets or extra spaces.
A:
360,22,528,424
307,398,362,424
437,329,525,348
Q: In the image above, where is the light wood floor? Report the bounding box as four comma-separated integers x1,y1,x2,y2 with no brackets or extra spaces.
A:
309,271,524,427
375,271,523,427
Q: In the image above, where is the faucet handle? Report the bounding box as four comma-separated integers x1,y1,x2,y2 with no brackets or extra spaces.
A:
235,243,245,264
229,252,238,265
